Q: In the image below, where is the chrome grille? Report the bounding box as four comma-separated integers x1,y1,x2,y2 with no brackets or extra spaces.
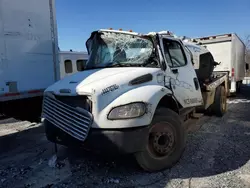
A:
55,95,90,110
42,93,93,141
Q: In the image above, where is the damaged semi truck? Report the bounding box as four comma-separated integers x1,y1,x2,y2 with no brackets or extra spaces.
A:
42,29,229,172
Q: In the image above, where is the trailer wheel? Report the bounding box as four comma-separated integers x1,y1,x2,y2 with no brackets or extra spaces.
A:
135,108,186,172
213,85,227,117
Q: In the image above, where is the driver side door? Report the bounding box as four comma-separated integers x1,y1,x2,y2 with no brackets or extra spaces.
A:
160,37,203,108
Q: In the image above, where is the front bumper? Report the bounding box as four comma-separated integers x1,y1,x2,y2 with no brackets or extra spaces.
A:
84,127,149,153
44,119,149,154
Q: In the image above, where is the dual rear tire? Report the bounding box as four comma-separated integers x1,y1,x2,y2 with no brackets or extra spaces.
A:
211,85,227,117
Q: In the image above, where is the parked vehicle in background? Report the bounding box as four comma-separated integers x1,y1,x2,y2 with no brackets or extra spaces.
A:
194,33,247,95
42,29,229,172
0,0,58,121
0,0,88,121
59,51,88,78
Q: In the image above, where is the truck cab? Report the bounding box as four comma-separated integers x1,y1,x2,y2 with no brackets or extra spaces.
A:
42,29,228,172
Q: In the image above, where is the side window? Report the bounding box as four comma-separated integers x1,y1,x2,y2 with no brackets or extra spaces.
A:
76,59,87,71
64,60,73,73
163,39,187,68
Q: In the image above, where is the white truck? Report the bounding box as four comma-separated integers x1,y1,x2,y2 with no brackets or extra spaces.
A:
59,51,89,78
194,33,246,94
0,0,88,121
42,29,229,172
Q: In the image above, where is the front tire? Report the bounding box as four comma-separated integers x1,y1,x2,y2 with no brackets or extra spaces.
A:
135,108,186,172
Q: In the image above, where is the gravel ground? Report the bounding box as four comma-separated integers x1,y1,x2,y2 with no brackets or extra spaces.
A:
1,87,250,188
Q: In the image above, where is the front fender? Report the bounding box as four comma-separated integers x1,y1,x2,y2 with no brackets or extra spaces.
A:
92,85,172,128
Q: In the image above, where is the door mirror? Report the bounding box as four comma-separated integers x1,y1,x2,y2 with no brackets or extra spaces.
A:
193,78,200,90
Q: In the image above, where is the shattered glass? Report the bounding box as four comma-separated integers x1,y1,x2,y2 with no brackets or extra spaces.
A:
86,32,154,68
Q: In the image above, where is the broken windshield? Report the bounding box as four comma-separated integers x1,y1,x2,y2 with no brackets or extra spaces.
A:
85,31,155,69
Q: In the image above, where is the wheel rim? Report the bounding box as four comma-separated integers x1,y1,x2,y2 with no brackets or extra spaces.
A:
147,122,176,158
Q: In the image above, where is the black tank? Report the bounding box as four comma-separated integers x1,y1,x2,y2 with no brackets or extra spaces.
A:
184,42,218,82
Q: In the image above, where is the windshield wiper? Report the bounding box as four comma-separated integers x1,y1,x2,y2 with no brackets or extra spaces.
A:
85,62,143,70
106,62,142,68
108,63,142,67
105,61,122,67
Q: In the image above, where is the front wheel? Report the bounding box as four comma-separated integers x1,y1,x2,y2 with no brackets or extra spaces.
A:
135,108,186,172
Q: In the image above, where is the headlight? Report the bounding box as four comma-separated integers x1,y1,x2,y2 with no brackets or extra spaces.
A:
108,102,146,120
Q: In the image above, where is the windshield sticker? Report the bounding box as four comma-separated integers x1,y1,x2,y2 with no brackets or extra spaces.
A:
102,84,119,95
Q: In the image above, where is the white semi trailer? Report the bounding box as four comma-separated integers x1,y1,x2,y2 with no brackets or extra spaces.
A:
195,33,247,94
0,0,88,121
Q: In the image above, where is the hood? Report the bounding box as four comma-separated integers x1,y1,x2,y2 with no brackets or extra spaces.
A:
46,67,162,96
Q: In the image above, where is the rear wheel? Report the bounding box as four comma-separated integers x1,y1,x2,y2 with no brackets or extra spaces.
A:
135,108,186,172
212,85,227,117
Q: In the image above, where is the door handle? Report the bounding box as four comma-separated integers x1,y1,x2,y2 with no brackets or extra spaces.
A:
193,78,199,90
172,69,178,74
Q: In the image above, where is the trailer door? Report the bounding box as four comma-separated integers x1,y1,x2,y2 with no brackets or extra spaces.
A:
205,41,232,72
0,0,57,94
